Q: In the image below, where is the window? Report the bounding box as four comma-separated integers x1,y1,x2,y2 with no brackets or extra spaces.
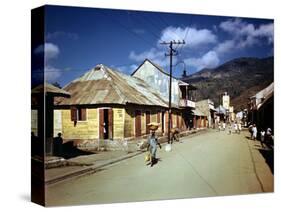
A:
71,107,87,121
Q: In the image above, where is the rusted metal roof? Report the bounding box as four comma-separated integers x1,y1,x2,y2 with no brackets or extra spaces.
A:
32,83,71,97
56,64,168,107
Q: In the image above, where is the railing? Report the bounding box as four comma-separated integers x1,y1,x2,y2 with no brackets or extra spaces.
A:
180,99,195,108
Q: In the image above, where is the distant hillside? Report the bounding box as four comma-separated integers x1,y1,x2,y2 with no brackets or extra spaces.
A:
182,57,274,110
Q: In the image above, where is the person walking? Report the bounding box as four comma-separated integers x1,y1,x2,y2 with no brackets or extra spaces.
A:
228,122,232,135
252,124,257,141
147,131,161,167
260,129,265,148
238,122,242,134
234,122,238,134
248,124,253,139
266,128,273,146
218,122,221,132
222,122,226,131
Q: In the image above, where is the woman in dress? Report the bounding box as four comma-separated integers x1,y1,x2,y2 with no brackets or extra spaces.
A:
147,131,162,167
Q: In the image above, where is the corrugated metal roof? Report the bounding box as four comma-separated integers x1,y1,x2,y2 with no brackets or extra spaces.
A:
56,64,168,107
32,83,71,97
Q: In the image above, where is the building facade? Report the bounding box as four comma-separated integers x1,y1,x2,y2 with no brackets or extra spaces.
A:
54,64,186,149
132,59,196,130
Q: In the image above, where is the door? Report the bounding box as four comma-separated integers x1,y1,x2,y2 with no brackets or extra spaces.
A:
135,110,141,137
99,108,113,139
145,111,150,134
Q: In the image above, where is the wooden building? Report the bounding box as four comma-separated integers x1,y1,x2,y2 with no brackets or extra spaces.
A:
54,64,185,148
248,82,274,131
195,99,215,128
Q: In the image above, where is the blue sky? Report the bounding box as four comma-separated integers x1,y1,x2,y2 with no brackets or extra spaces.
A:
32,5,274,87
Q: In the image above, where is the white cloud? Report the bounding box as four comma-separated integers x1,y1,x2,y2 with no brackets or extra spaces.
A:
129,48,169,67
214,40,236,54
159,26,217,48
219,18,274,48
254,24,274,43
115,64,138,75
34,43,60,61
185,51,220,71
34,43,62,83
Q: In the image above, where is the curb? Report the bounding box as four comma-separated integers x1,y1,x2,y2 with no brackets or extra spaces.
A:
45,150,145,185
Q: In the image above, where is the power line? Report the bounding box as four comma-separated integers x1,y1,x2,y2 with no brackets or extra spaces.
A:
129,12,165,43
103,11,155,48
32,62,140,73
177,15,194,59
155,14,181,41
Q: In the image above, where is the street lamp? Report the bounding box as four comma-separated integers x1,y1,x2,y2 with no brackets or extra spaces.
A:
174,61,187,78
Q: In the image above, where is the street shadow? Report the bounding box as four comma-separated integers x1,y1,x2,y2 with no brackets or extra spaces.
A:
61,141,95,159
245,136,252,140
145,158,162,166
258,148,274,174
154,158,162,165
254,144,262,148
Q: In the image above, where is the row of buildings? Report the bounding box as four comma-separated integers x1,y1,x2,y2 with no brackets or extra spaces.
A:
31,59,234,153
247,82,274,132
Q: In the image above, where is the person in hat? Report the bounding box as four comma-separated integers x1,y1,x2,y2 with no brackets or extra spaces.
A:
147,130,161,167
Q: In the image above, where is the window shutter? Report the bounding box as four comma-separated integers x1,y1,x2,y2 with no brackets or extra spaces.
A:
108,109,113,139
81,108,87,121
71,107,77,121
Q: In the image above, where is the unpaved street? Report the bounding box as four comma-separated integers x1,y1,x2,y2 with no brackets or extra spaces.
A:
46,130,273,206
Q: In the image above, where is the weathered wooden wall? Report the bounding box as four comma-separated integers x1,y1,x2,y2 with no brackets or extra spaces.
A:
53,106,187,141
124,108,134,138
53,110,62,136
61,108,99,140
113,108,125,139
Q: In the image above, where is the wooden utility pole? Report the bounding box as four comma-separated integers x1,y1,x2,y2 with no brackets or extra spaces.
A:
161,40,185,144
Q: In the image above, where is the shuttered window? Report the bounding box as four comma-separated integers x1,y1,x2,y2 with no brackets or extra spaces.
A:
71,107,77,121
70,107,87,121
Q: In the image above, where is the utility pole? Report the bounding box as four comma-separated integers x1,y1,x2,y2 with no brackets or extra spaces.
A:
161,40,185,144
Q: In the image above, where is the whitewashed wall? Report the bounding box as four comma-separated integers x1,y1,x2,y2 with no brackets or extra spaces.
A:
53,110,62,137
133,61,180,106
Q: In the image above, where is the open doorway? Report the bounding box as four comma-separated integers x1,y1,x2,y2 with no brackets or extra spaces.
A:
99,108,113,139
104,109,109,139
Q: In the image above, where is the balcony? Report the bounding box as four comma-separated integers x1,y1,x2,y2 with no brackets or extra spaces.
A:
180,99,195,108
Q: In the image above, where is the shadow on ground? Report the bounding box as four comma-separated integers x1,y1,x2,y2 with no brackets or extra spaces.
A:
258,148,274,174
60,141,95,159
